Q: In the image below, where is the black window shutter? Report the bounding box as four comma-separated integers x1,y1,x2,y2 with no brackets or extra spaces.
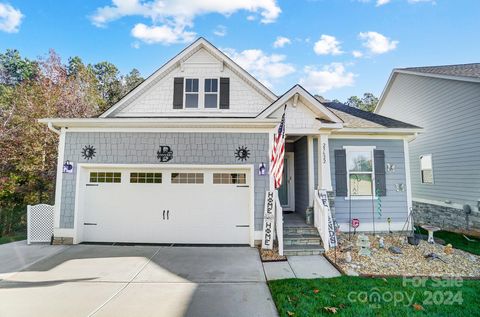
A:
374,149,386,196
219,77,230,109
334,149,347,197
173,77,184,109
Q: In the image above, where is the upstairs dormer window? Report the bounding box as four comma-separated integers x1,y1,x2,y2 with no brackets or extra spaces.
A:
173,77,229,110
184,78,199,108
204,78,218,108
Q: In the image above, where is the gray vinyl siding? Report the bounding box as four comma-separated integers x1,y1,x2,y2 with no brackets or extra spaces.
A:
379,73,480,208
294,137,309,217
60,132,269,230
329,139,408,224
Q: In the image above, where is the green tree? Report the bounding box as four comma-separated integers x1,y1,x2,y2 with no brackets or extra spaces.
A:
91,61,123,111
123,68,144,94
0,49,38,86
346,93,379,112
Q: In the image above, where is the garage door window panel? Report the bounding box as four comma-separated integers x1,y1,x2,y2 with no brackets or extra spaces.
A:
89,172,121,183
171,173,204,184
130,172,162,184
213,173,246,184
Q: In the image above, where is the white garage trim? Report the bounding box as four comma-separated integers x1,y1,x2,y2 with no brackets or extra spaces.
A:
73,163,255,246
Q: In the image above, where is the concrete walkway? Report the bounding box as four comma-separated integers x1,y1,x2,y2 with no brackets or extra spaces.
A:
0,245,278,317
263,255,341,281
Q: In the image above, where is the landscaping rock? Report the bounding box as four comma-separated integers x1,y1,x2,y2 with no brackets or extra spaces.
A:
325,233,480,277
388,246,403,254
346,269,359,276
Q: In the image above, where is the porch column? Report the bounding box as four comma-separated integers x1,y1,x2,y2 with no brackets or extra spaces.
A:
307,136,315,205
317,133,332,191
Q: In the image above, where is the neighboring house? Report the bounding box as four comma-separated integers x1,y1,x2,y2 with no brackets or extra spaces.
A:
40,38,420,253
376,63,480,234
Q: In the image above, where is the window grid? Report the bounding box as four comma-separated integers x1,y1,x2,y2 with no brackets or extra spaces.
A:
345,148,375,197
89,172,121,183
184,78,199,108
213,173,246,184
171,173,204,184
420,154,434,184
204,78,218,108
130,172,162,184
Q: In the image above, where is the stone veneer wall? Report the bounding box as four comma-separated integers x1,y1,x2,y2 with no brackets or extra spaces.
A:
60,132,269,230
413,201,480,235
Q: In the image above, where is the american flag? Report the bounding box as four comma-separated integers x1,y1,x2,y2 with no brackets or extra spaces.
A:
270,106,287,189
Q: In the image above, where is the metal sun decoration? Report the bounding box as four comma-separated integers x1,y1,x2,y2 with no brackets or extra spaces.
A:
235,146,250,161
81,145,96,160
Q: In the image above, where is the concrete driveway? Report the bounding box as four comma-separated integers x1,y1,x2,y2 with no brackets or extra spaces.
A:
0,245,278,317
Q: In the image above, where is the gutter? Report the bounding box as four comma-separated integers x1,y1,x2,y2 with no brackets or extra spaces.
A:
47,122,61,135
39,117,279,129
334,127,423,135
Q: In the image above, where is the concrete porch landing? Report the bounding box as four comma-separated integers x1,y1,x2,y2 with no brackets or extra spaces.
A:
283,212,313,228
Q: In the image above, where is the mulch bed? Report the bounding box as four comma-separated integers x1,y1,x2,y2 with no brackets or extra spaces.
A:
258,246,287,262
325,233,480,277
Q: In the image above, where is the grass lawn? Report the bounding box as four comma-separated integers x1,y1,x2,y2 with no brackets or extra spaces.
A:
416,227,480,255
0,234,26,245
269,276,480,317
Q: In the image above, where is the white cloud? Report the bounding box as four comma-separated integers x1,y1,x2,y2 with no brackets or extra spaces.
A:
352,50,363,58
91,0,281,44
213,25,227,37
300,63,355,93
376,0,391,6
131,23,195,44
223,48,295,87
0,3,23,33
273,36,291,48
359,31,398,54
313,35,343,56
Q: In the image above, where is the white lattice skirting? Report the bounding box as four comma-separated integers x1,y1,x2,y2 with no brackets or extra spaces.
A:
27,204,54,244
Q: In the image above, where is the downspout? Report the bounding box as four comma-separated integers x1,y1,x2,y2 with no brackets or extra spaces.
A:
47,122,61,135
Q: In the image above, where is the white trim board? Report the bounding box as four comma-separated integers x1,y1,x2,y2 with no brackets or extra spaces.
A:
258,84,342,123
53,128,66,228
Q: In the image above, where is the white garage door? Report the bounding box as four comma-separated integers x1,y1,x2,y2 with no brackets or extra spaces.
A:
80,167,251,244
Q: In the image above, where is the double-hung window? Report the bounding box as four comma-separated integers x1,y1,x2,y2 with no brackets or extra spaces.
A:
185,78,199,108
420,154,433,184
345,147,375,197
204,78,218,108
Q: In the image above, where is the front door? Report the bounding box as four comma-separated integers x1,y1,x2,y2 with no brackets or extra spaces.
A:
278,152,295,211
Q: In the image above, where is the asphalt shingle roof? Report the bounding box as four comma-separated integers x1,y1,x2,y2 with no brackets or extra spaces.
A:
401,63,480,79
322,102,421,129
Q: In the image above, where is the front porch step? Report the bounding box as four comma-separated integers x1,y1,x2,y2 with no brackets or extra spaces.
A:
284,226,319,235
284,233,322,246
283,244,325,256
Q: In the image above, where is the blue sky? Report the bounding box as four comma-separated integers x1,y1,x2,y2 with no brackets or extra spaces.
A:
0,0,478,101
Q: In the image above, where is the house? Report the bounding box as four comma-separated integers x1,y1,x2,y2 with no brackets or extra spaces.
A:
40,38,420,253
376,63,480,234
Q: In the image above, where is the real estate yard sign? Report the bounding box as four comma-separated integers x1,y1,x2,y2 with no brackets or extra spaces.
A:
261,191,275,249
